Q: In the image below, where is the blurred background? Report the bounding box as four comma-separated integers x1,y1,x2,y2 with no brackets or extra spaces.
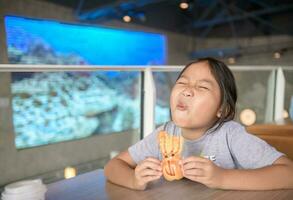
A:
0,0,292,189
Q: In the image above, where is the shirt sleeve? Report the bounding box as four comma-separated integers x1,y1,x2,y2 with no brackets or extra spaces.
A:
228,124,284,169
128,126,163,164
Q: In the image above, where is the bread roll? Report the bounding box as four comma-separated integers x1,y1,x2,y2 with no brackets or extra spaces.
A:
158,131,183,181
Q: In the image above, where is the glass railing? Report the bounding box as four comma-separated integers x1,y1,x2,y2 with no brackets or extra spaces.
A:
283,69,293,121
0,64,292,140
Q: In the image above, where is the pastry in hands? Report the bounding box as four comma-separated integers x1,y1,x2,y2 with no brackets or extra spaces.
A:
158,130,183,181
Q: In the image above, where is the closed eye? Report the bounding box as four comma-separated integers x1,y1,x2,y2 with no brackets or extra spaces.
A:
198,86,209,90
176,81,187,85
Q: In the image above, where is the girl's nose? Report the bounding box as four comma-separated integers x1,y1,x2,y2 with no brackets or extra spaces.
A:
181,87,194,97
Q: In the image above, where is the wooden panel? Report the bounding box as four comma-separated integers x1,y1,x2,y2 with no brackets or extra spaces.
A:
246,124,293,160
247,124,293,136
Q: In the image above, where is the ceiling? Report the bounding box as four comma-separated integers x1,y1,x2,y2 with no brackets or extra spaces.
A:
36,0,293,59
39,0,293,38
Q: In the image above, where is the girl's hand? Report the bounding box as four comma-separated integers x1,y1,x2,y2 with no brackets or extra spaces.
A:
133,157,162,190
180,156,225,189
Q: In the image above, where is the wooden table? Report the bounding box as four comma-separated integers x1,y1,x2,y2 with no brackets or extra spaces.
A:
46,169,293,200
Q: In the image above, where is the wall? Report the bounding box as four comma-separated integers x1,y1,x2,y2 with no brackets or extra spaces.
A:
193,35,293,66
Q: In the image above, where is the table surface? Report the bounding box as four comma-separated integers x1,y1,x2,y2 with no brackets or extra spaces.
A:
45,169,293,200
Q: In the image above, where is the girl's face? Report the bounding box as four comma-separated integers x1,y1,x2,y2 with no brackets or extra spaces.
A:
170,61,222,129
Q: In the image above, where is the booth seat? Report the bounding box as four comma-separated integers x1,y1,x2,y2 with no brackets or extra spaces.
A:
246,124,293,160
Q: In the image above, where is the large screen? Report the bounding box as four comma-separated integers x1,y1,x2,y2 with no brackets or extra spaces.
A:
5,16,166,65
11,71,141,149
4,16,167,149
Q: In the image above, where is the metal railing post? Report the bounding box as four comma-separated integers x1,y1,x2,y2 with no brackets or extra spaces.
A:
143,68,156,138
264,69,276,123
274,67,285,124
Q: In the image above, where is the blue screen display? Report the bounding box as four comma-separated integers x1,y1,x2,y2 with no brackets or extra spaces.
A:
4,16,167,149
10,71,142,149
4,16,166,65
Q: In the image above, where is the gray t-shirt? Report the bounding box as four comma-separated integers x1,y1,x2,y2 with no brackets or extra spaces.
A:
128,121,284,169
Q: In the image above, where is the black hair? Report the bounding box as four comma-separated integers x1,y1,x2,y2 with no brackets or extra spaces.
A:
176,57,237,132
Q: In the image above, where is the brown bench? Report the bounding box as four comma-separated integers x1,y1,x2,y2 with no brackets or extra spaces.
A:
246,124,293,160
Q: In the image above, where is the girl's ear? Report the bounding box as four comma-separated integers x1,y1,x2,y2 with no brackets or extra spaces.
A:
216,109,222,118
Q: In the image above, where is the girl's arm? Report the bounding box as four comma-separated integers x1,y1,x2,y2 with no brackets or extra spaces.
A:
181,156,293,190
104,151,162,190
104,151,137,189
220,156,293,190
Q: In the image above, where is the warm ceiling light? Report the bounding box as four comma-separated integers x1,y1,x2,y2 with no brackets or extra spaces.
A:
123,15,131,22
273,52,281,59
240,109,256,126
64,167,77,179
283,109,289,119
228,57,236,64
179,2,189,9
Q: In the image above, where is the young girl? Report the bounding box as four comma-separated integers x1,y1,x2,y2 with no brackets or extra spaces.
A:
104,57,293,190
